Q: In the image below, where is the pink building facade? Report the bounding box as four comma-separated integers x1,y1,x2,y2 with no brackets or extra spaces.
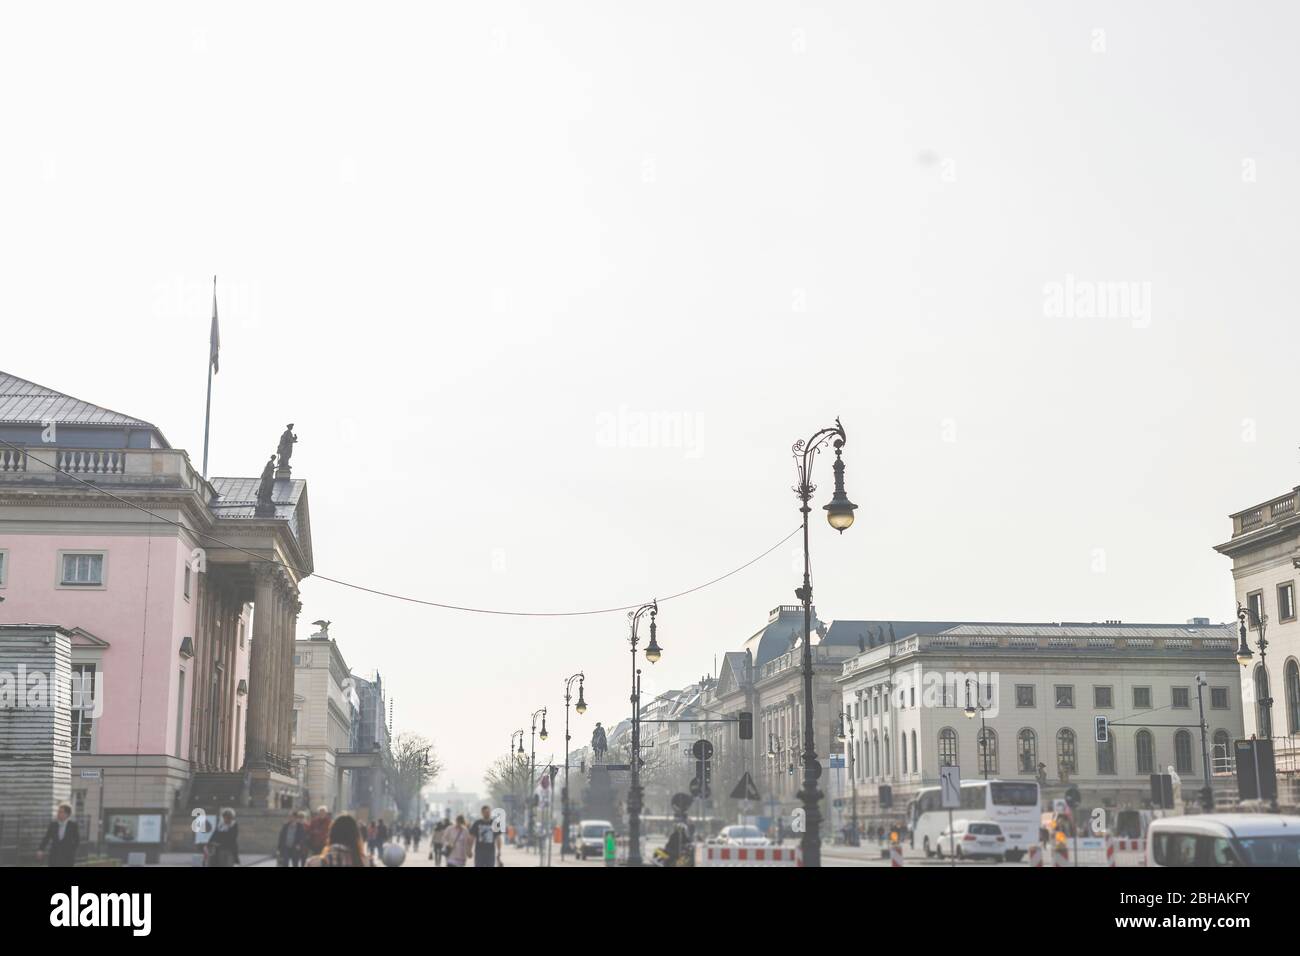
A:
0,371,313,854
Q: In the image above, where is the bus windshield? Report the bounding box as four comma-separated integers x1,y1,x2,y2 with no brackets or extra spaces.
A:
989,782,1038,806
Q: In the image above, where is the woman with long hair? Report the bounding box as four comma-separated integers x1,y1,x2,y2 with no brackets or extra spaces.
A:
305,813,372,867
206,809,240,867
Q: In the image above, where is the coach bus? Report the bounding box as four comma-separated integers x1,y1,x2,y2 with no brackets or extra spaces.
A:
908,778,1040,861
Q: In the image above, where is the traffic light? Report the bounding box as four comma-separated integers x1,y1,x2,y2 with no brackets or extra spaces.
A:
738,711,753,740
1064,784,1081,810
1094,716,1108,743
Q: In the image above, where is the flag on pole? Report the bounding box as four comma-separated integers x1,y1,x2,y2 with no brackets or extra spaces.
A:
209,276,220,374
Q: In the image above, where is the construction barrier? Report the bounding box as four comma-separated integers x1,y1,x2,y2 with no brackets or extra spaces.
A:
696,845,801,867
1048,836,1145,867
890,844,904,867
1026,844,1041,867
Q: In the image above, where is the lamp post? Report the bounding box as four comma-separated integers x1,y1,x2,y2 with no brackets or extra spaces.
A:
561,671,586,859
836,713,859,846
626,600,660,867
528,707,548,852
1236,603,1273,737
791,419,857,867
510,730,526,837
964,678,989,779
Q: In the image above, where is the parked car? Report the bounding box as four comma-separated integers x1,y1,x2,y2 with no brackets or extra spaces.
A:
577,820,615,860
1146,814,1300,867
714,824,771,848
936,819,1007,861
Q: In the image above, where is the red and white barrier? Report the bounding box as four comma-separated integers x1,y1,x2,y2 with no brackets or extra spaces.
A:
1053,842,1069,867
889,844,904,867
696,845,801,867
1026,845,1042,867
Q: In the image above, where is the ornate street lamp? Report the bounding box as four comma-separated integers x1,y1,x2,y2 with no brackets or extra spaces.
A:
528,707,547,849
964,678,990,780
1237,603,1273,737
561,671,586,859
836,712,860,846
791,418,856,867
626,599,659,866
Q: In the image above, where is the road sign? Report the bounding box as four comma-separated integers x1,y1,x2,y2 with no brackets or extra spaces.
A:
79,769,101,780
671,792,693,814
692,739,713,760
730,771,760,801
828,753,845,769
939,765,961,809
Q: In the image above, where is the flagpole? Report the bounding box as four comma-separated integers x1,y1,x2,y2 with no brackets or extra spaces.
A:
202,275,216,480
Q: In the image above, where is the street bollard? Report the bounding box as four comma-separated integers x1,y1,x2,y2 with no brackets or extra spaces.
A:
1105,835,1115,868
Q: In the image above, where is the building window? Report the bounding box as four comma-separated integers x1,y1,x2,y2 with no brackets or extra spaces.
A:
1285,659,1300,735
0,549,7,586
1096,735,1116,775
183,564,191,600
175,668,186,757
1246,590,1265,629
239,621,245,649
977,727,998,776
60,552,104,587
70,664,96,752
1211,687,1229,710
1015,685,1035,708
1017,729,1037,773
1279,582,1296,622
1174,730,1193,774
1133,686,1152,710
1135,729,1155,775
1212,730,1231,772
1255,666,1272,738
909,686,915,708
1054,685,1074,708
900,734,907,774
938,727,958,767
883,733,891,775
1056,728,1077,775
1094,686,1113,708
1171,687,1190,709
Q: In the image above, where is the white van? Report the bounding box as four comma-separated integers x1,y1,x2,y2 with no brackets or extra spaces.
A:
577,820,615,860
1146,814,1300,867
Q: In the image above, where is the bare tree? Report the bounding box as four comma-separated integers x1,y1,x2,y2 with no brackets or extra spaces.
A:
389,732,442,819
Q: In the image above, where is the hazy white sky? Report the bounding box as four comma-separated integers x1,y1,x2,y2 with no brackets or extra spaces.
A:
2,2,1297,789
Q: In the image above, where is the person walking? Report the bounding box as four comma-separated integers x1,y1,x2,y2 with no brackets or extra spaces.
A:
469,805,502,868
277,810,307,867
375,818,389,852
306,806,332,857
442,815,471,867
206,809,240,867
37,803,80,867
305,814,372,867
431,819,447,863
412,824,422,853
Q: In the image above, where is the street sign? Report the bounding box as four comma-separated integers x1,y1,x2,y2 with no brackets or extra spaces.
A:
691,739,713,761
671,792,693,814
828,753,845,769
79,769,101,780
730,771,760,801
939,765,961,809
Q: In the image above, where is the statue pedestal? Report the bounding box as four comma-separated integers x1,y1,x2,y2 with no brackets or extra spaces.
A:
582,767,619,825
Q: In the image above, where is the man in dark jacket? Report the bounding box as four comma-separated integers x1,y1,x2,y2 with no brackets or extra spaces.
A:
38,804,80,866
277,810,307,866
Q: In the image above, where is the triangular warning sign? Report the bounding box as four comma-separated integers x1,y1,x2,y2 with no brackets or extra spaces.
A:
730,771,760,801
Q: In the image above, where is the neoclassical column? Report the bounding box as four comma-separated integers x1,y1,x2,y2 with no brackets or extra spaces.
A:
244,563,279,769
281,593,302,763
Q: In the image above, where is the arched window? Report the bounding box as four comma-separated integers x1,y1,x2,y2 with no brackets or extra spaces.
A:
1174,729,1193,774
872,732,880,777
1255,665,1272,738
911,730,918,775
1135,729,1155,775
900,733,907,774
1017,729,1037,774
884,733,891,776
1285,659,1300,735
1212,729,1231,773
938,727,958,767
1056,728,1077,776
977,727,998,776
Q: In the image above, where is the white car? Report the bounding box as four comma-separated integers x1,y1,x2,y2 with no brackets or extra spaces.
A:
577,820,615,860
715,824,771,848
936,819,1007,861
1146,814,1300,867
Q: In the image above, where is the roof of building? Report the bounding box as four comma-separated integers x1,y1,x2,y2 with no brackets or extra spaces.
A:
824,620,971,651
209,476,310,541
742,605,828,668
0,371,168,444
